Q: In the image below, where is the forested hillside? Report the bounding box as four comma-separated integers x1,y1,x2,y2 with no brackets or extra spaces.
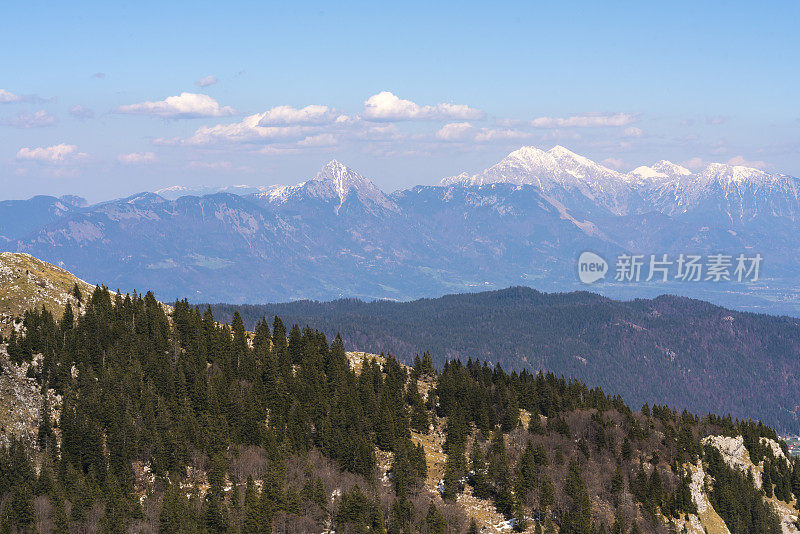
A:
208,287,800,433
2,288,800,533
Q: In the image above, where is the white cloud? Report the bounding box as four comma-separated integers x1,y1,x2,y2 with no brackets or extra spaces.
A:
188,161,233,170
118,152,156,164
117,92,235,119
0,89,22,103
474,128,530,142
3,110,57,128
257,105,342,126
623,126,643,138
0,89,45,104
727,155,767,169
183,113,310,145
195,75,218,88
352,123,402,142
16,144,88,163
297,133,338,147
436,122,530,143
362,91,483,121
69,105,94,119
436,122,475,141
530,112,636,128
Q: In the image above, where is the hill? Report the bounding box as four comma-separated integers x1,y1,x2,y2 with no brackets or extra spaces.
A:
0,252,95,337
209,287,800,433
2,286,799,533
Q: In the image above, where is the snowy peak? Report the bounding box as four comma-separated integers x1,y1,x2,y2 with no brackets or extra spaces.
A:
699,162,774,185
439,171,472,187
435,144,800,219
443,145,621,187
443,145,631,214
309,160,396,210
548,145,599,169
258,160,398,214
313,160,377,202
652,160,692,177
631,161,691,181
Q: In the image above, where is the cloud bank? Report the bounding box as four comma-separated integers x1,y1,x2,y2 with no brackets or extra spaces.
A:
118,152,156,164
362,91,484,121
117,92,235,119
17,144,88,163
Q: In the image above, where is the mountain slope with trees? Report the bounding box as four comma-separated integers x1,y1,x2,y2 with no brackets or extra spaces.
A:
2,286,800,533
209,287,800,434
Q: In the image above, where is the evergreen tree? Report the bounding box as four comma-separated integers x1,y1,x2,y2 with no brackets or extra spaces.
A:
426,501,447,534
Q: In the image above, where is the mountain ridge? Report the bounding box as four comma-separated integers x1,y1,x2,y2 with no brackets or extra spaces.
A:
4,145,800,312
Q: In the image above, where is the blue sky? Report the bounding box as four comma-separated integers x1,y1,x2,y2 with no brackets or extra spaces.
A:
2,0,799,201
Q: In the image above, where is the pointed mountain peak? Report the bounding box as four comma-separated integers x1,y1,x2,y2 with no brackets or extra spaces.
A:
313,160,375,197
305,160,397,213
318,159,349,176
504,145,550,162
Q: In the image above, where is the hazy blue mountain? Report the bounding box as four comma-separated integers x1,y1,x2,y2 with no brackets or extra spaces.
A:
0,195,86,242
3,147,800,313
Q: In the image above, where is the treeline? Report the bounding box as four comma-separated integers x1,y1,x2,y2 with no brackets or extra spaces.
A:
0,286,796,533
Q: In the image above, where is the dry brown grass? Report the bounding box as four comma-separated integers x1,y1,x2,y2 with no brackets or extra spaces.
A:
0,252,95,335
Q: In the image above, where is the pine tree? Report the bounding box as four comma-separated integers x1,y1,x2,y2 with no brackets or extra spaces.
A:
72,282,83,304
562,460,592,534
469,440,491,499
426,501,448,534
764,464,774,498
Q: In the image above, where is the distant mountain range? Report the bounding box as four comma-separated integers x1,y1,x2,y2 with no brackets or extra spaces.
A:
2,145,800,312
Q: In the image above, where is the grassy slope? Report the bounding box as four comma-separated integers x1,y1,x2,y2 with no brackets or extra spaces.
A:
0,252,95,336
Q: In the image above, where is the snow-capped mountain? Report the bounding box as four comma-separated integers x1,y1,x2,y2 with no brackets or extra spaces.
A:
254,160,399,214
443,145,800,223
442,145,634,215
155,184,268,200
4,146,800,312
646,163,800,222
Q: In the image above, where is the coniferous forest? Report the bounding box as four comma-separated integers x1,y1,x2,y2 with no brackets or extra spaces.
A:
208,287,800,434
1,286,799,533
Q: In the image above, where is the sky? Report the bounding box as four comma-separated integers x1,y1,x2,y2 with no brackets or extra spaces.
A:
1,0,799,202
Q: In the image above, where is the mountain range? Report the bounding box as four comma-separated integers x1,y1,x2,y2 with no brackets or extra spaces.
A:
2,145,800,312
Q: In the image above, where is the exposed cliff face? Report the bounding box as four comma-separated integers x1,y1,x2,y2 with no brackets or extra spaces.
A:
702,435,799,534
0,349,60,449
